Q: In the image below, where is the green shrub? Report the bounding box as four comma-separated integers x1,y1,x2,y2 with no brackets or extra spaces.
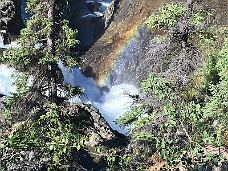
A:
145,3,186,29
0,103,90,170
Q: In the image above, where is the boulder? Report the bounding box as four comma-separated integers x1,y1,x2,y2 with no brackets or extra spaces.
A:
77,102,122,147
0,96,126,170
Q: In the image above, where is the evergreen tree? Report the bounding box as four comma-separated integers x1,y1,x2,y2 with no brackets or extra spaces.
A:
0,1,89,170
1,0,80,113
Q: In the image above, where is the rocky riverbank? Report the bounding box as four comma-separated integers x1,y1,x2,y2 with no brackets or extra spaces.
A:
0,94,127,170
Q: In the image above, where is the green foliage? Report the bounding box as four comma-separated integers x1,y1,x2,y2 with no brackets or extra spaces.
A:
0,0,86,169
216,35,228,81
116,71,226,170
0,0,83,113
106,148,117,169
197,28,222,88
145,2,211,31
118,153,133,170
119,2,226,170
116,2,226,171
133,112,156,130
0,0,80,105
191,9,212,27
11,72,31,97
145,3,186,29
115,106,143,128
64,83,83,99
145,1,212,51
133,131,154,142
1,103,89,169
141,73,174,98
1,8,79,70
202,32,228,144
197,27,228,131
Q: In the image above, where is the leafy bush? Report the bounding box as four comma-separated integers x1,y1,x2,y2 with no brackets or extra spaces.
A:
145,3,186,29
116,72,227,170
114,2,227,170
0,103,91,170
202,29,228,146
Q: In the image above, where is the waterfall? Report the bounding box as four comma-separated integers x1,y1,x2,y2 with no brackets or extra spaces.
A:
0,31,6,48
0,34,16,95
0,65,16,96
0,34,4,48
0,0,139,134
0,59,138,134
21,0,113,47
0,32,138,134
59,62,138,134
21,0,30,25
66,0,112,46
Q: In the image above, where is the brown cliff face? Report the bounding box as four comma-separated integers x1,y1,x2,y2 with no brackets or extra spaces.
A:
82,0,175,83
82,0,227,85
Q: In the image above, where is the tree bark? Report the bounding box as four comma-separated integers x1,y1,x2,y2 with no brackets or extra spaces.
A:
47,0,57,102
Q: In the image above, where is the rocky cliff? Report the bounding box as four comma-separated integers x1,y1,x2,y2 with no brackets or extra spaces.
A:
82,0,228,86
2,0,227,81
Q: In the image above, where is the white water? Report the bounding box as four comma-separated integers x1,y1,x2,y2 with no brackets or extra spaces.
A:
0,61,138,134
0,34,16,95
0,65,16,96
59,63,138,134
94,1,111,16
93,84,138,133
1,0,138,134
0,32,6,48
85,0,112,15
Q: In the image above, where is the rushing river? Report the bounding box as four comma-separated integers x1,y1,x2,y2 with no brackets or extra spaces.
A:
21,0,112,46
0,0,138,134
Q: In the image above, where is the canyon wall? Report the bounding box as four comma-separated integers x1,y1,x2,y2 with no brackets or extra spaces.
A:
82,0,228,86
1,0,227,85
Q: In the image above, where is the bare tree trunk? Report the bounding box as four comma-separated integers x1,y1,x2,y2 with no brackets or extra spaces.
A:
47,0,57,102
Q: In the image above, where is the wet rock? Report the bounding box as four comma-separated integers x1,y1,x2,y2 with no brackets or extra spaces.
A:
0,94,7,115
0,95,122,147
103,0,118,29
0,1,15,20
82,0,176,83
0,94,7,138
77,102,121,147
81,0,228,85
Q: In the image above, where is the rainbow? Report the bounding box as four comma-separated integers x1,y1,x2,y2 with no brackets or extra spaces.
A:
97,24,145,87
